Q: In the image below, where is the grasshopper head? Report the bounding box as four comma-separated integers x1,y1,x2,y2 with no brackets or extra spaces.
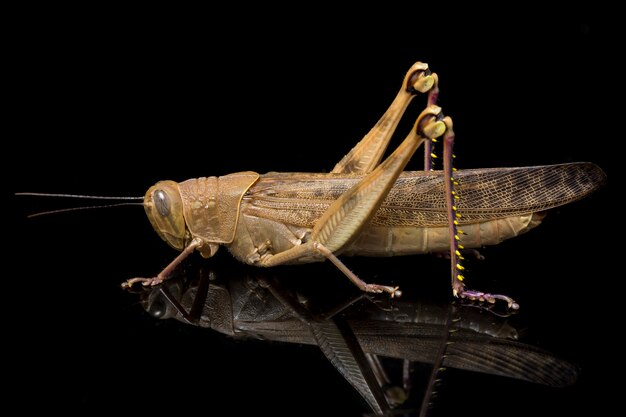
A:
144,181,188,251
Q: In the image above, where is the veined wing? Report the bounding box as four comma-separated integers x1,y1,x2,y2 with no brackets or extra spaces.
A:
244,163,605,228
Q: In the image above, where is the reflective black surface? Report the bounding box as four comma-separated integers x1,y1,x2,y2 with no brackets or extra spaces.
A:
136,263,580,415
11,18,619,416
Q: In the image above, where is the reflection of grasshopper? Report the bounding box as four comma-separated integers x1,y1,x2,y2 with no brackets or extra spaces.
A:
141,267,578,415
124,62,605,309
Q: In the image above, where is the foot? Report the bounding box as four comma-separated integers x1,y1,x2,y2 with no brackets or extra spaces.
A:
362,284,402,298
121,276,165,289
453,282,519,310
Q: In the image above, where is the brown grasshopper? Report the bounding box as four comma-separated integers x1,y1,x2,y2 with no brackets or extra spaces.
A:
103,62,603,309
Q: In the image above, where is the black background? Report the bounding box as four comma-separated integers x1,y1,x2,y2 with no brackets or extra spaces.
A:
10,12,620,416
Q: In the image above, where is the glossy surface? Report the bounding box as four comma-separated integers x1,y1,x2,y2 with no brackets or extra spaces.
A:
136,264,579,415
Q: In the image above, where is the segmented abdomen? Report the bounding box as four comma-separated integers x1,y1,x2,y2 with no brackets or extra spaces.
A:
342,213,544,256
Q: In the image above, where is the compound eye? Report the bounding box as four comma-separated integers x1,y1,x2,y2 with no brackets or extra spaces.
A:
154,189,170,217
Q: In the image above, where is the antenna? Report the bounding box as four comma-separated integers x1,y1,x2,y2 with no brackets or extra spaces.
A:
16,192,144,218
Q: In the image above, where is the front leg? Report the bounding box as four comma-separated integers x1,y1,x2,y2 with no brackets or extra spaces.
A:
121,238,204,289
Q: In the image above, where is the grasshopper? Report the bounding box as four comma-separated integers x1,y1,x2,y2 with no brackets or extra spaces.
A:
29,61,603,309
